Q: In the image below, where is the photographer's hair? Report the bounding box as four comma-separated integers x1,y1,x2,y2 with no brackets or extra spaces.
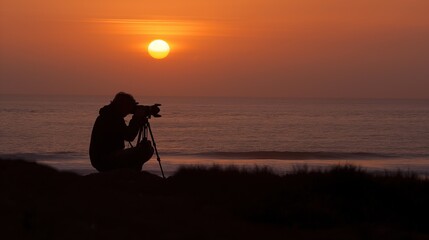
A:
111,92,138,106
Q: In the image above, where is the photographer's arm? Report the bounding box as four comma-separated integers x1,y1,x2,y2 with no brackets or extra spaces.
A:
123,115,142,141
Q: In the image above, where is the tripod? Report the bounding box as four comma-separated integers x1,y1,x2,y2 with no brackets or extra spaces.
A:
136,117,166,179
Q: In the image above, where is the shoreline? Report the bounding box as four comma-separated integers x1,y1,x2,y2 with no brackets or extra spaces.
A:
23,155,429,178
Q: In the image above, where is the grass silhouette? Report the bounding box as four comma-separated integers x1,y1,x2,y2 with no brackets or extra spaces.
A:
1,159,428,239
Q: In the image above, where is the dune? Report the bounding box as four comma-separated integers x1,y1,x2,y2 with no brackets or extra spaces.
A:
1,159,428,240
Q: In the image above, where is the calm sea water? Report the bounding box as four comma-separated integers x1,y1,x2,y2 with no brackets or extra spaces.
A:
1,95,429,176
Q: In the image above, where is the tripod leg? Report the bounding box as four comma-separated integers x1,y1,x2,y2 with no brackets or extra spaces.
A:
137,126,143,144
147,122,166,179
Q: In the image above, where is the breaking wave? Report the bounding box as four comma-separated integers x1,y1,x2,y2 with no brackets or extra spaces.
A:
0,152,85,161
1,151,427,162
181,151,427,160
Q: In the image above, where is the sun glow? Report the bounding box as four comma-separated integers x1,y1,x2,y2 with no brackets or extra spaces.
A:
148,39,170,59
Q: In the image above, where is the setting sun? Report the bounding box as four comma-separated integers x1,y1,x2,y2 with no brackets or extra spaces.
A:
148,39,170,59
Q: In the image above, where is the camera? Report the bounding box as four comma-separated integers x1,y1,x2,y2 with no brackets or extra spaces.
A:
133,104,161,118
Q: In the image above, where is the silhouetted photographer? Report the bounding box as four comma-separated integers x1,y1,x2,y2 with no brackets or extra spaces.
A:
89,92,161,172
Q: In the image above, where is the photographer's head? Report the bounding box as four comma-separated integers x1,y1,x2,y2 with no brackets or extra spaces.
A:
111,92,138,117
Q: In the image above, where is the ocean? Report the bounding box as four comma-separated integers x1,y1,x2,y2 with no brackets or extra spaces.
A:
1,95,429,176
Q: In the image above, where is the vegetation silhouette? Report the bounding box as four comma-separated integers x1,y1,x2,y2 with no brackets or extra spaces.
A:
1,159,429,240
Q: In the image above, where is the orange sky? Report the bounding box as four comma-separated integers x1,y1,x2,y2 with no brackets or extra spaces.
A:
1,0,429,98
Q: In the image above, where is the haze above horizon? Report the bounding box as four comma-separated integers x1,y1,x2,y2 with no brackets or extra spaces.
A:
1,0,428,99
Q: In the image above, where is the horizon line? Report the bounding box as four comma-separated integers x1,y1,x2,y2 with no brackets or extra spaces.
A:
1,93,429,101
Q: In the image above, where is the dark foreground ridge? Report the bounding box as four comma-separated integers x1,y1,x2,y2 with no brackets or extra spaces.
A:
1,159,429,240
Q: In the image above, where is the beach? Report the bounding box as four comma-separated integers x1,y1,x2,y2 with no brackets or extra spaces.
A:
34,155,429,179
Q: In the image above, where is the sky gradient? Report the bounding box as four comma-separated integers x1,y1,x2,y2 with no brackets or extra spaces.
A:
1,0,429,98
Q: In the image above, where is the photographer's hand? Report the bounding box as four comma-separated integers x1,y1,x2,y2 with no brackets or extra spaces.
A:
131,109,147,127
134,107,148,119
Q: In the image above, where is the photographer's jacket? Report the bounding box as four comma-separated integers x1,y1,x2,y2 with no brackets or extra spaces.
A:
89,104,140,169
